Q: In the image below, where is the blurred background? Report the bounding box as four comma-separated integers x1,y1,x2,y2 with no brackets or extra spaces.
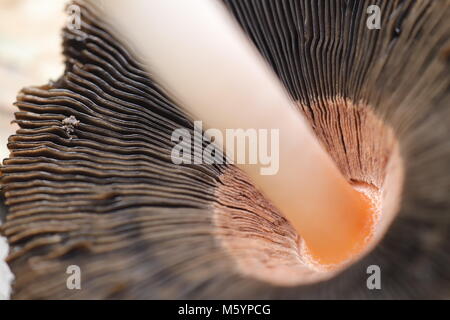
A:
0,0,67,160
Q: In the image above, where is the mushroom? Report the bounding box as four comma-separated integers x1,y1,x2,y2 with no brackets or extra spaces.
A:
1,0,449,299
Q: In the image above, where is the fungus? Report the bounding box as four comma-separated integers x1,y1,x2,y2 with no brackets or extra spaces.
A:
1,0,449,299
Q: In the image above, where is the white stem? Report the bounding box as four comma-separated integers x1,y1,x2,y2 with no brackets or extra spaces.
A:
100,0,372,265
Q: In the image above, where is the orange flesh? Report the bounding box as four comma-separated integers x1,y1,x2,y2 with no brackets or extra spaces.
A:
300,188,375,267
242,137,379,269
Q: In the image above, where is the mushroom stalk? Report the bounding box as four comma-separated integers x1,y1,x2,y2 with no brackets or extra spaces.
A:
101,0,374,265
